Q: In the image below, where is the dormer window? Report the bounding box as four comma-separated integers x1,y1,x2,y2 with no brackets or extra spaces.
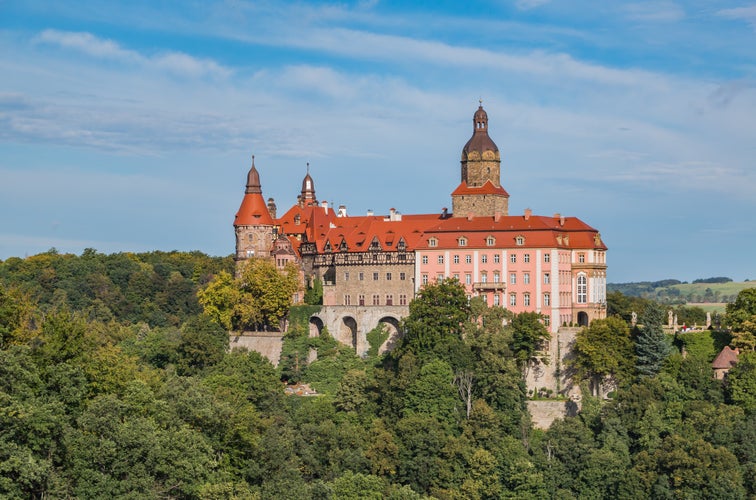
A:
339,239,348,252
397,238,406,251
369,237,381,251
515,236,525,246
458,237,467,247
324,241,332,253
294,214,301,225
428,237,438,248
486,236,495,246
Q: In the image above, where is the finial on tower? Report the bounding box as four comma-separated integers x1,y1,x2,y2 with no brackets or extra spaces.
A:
306,162,310,174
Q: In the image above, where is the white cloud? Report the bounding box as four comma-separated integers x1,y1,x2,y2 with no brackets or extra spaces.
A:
515,0,551,10
34,29,231,78
717,5,756,31
621,2,685,22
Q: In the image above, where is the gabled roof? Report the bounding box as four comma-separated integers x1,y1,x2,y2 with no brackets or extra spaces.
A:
451,180,509,197
712,346,740,370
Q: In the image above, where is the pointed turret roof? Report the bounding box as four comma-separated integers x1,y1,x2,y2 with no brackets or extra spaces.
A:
235,156,274,226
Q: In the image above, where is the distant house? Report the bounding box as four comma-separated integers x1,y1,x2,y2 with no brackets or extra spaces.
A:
712,346,740,380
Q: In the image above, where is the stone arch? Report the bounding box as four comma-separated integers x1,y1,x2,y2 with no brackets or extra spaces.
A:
309,316,324,338
577,311,589,327
376,316,403,354
336,316,358,350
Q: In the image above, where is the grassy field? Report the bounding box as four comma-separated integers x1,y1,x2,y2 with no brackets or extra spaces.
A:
693,302,728,314
670,281,755,298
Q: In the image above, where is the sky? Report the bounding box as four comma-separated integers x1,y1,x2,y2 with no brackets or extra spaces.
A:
1,0,755,283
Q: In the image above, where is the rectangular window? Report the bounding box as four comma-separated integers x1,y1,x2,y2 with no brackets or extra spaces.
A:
399,294,407,305
400,272,406,280
344,272,350,281
481,255,488,264
422,274,428,285
481,273,488,283
359,294,365,306
453,273,460,281
437,273,444,282
465,274,472,285
524,254,530,263
544,254,550,263
465,255,472,264
544,293,551,306
482,294,488,304
386,295,393,306
524,273,530,285
373,294,380,306
359,272,364,281
510,254,517,263
438,255,444,264
544,315,551,326
544,273,550,284
373,272,379,281
386,272,392,281
524,293,531,306
579,253,585,263
493,294,500,306
577,275,587,304
510,293,517,306
344,295,351,305
510,273,517,285
422,255,428,264
494,254,500,264
453,255,460,264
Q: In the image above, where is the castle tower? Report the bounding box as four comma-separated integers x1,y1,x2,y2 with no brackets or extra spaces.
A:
234,156,275,267
299,163,318,207
451,103,510,217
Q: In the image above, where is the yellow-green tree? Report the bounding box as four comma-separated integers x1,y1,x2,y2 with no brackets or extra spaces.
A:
198,259,300,332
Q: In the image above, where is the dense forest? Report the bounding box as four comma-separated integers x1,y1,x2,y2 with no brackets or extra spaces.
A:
1,250,755,499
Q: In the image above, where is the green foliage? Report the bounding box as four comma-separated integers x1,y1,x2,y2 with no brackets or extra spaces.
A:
726,351,756,413
635,302,672,377
726,288,756,350
572,316,635,393
366,325,390,358
510,311,550,369
400,278,470,365
676,329,718,361
304,277,324,305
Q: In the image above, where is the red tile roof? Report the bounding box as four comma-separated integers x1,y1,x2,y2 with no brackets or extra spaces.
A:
451,180,509,197
234,192,274,226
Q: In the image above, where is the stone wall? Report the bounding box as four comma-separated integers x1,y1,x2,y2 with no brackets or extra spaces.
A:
527,400,581,429
525,327,581,398
229,332,284,366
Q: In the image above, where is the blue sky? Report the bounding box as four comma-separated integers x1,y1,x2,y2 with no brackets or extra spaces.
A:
1,0,755,282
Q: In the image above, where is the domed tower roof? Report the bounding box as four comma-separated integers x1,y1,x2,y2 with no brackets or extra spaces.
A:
462,103,499,158
300,162,318,206
245,156,262,194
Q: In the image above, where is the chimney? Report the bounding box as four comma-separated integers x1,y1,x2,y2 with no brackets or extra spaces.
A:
554,213,564,226
367,209,374,216
338,205,347,217
467,213,474,221
321,200,329,214
524,208,531,221
494,211,501,222
441,207,448,218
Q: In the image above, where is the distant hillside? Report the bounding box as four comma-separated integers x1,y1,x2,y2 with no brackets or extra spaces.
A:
608,278,754,304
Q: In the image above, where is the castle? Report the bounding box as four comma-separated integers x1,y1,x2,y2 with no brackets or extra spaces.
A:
233,104,607,362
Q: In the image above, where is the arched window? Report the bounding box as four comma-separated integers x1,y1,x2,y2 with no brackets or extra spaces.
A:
577,274,587,304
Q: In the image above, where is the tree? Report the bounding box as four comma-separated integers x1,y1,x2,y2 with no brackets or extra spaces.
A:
572,316,635,395
726,350,756,413
399,278,472,367
236,259,300,331
197,270,241,330
176,315,229,375
510,312,550,371
726,288,756,350
635,302,671,377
